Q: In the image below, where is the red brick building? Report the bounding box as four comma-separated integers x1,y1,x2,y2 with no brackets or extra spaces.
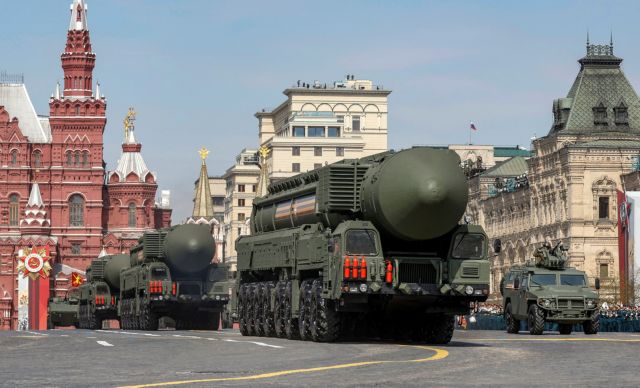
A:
0,0,171,330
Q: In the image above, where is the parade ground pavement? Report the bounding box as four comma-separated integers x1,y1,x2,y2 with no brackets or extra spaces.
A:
1,328,638,387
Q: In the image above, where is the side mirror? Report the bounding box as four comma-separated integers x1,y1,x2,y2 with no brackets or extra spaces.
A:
513,278,520,290
493,239,502,254
595,277,600,290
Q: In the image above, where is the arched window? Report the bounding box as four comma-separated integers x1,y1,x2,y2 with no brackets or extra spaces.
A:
128,202,137,227
66,151,73,166
33,150,42,168
10,150,18,166
69,194,84,226
74,151,80,166
9,194,19,227
82,151,89,167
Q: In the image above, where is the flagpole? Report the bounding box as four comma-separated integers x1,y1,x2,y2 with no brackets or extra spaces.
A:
469,124,472,145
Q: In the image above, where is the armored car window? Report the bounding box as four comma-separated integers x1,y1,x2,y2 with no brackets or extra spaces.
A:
151,267,168,280
451,234,485,259
560,275,586,286
346,230,377,255
530,274,556,286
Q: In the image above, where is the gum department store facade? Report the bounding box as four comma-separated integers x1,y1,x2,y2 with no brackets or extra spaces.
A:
0,0,171,329
467,40,640,300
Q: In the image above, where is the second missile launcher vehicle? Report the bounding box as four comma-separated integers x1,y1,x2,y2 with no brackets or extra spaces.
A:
119,224,228,330
236,147,490,343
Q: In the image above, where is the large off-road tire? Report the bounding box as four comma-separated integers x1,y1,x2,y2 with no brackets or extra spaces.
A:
88,310,100,330
423,314,455,344
284,281,299,340
505,302,520,334
78,306,85,329
245,284,256,336
253,283,265,337
273,281,286,338
139,303,158,331
558,324,572,335
238,284,249,336
262,282,276,337
583,310,599,335
47,316,54,330
309,279,341,342
210,312,221,331
528,304,545,335
298,280,312,341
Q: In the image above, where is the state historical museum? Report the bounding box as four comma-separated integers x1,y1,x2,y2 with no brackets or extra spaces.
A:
0,0,171,330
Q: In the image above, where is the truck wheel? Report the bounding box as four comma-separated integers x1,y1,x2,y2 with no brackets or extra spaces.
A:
273,281,286,338
140,303,158,331
558,324,572,335
298,280,313,341
47,316,53,330
245,284,256,336
505,302,519,334
528,304,545,335
262,282,276,337
310,279,340,342
210,312,221,331
423,314,455,344
583,310,599,335
88,310,99,330
284,281,299,340
238,284,249,336
253,283,265,337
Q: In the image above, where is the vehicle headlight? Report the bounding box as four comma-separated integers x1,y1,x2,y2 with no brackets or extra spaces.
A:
586,299,596,308
538,298,554,308
465,285,474,295
543,299,551,307
359,283,368,293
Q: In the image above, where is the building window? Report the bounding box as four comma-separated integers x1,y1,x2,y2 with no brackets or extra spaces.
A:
238,213,245,221
9,194,19,227
614,103,629,125
33,151,42,168
10,150,18,166
82,151,89,167
308,126,325,137
75,106,80,115
592,104,607,125
292,146,300,156
328,127,340,137
238,184,245,192
128,202,136,227
598,196,609,219
336,147,344,157
336,115,344,123
314,147,322,156
352,116,361,132
292,126,305,137
69,194,85,226
292,163,300,172
600,263,609,279
237,227,242,236
71,243,81,255
252,185,256,193
66,152,73,166
74,151,81,166
238,199,245,207
314,163,322,170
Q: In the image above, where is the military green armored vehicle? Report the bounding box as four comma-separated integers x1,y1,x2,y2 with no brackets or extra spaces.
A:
48,288,80,329
500,242,600,335
78,254,130,329
236,147,490,343
119,224,228,330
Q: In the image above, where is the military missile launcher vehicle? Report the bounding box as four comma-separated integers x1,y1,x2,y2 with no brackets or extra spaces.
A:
119,224,228,331
48,288,80,329
236,147,490,343
500,241,600,335
78,254,130,329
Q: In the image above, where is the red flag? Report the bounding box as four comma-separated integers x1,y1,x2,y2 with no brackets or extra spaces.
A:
71,272,84,287
470,122,477,131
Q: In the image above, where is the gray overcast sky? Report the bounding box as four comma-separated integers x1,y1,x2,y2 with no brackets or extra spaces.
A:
2,1,639,220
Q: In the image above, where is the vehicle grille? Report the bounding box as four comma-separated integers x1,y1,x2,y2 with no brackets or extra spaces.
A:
461,266,479,278
557,299,583,309
399,263,437,284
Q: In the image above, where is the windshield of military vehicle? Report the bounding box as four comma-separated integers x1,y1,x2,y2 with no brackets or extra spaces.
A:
560,275,586,286
530,274,556,286
451,234,485,259
346,230,377,255
151,267,168,280
97,284,109,294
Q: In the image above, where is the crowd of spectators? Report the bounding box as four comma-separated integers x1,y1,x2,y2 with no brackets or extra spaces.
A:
600,303,640,320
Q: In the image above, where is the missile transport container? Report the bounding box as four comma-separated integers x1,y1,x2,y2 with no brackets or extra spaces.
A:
119,224,229,330
78,254,130,329
236,147,490,343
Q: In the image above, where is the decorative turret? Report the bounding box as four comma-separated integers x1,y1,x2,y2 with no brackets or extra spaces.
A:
108,108,154,183
20,183,51,229
255,146,270,197
61,0,95,98
190,148,215,221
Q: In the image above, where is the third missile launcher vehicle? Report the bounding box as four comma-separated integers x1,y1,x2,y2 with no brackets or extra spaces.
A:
501,242,600,335
119,224,228,330
78,254,130,329
236,147,490,343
